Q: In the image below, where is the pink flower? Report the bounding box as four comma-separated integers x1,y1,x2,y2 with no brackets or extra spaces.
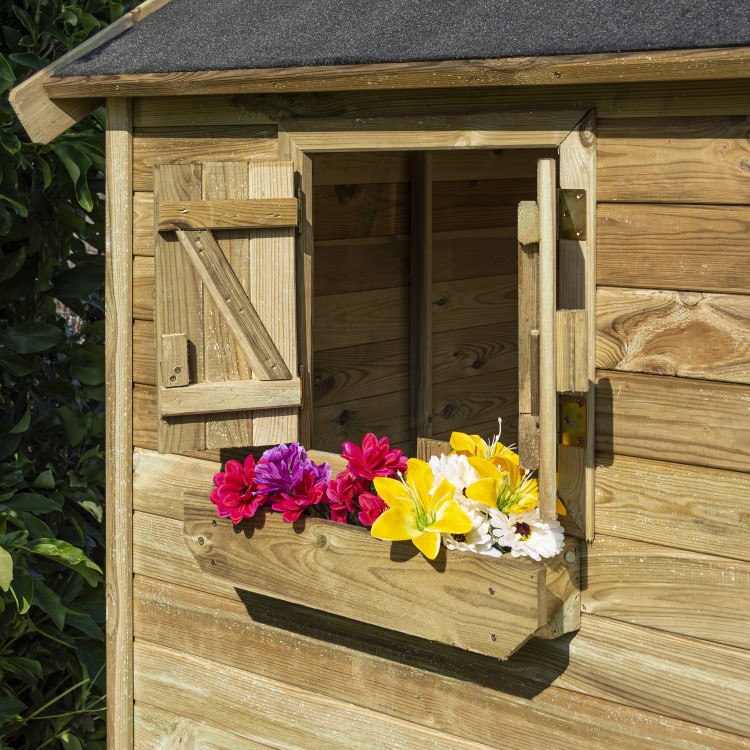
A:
325,471,368,523
341,433,408,481
210,455,265,525
358,491,387,527
271,469,328,523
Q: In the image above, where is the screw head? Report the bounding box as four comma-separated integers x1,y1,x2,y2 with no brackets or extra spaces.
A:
174,366,182,373
197,536,205,546
210,559,216,567
576,436,584,445
490,633,497,642
488,587,495,596
169,375,176,382
576,229,584,238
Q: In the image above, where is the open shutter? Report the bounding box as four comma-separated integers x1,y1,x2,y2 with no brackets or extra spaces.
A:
518,158,589,525
154,160,300,453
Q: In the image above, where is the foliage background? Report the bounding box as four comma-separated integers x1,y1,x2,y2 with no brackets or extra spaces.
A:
0,2,135,747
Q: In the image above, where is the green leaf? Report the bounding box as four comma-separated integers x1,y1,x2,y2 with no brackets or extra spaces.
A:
3,493,60,513
58,405,87,447
8,52,47,71
9,510,54,540
0,546,12,591
0,696,26,724
66,611,104,640
0,349,34,377
32,469,55,490
0,248,27,282
50,143,94,211
8,406,31,434
60,733,83,750
54,262,103,300
0,321,65,353
28,539,103,586
10,568,34,614
0,656,43,679
0,53,14,82
33,579,65,629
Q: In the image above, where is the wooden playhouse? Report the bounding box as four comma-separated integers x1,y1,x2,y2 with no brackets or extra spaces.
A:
11,1,750,747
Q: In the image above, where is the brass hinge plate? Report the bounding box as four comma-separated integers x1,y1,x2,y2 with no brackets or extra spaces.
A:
558,189,587,241
560,395,587,447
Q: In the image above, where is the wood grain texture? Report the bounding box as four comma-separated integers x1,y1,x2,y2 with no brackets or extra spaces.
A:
595,371,750,473
432,274,517,333
48,47,750,100
598,116,750,204
133,126,278,191
157,198,297,230
133,319,155,385
556,309,588,393
314,338,409,406
132,255,154,320
596,287,750,383
133,191,154,255
135,704,278,750
134,384,158,451
135,641,498,750
134,574,749,750
104,97,133,750
432,324,517,384
184,498,577,660
133,81,750,129
159,333,188,387
582,535,750,649
595,453,750,563
432,228,517,283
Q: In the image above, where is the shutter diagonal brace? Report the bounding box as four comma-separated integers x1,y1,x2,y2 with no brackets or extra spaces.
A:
175,228,292,381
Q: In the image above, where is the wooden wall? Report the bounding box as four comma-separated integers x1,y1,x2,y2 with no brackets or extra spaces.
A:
129,84,750,750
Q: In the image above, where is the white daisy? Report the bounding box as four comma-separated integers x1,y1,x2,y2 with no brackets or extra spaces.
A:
489,508,564,561
429,453,480,497
443,506,502,557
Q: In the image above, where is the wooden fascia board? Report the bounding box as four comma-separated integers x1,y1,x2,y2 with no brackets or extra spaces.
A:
9,0,172,144
43,45,750,102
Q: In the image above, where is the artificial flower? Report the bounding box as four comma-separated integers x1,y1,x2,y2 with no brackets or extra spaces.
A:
489,508,565,561
256,442,330,499
428,453,480,498
449,429,519,475
465,456,539,515
325,471,367,523
442,506,502,557
210,455,265,524
370,458,471,560
357,491,387,526
271,469,328,523
342,433,408,481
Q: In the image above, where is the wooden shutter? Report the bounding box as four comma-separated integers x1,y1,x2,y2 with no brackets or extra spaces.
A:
518,158,589,523
154,161,300,453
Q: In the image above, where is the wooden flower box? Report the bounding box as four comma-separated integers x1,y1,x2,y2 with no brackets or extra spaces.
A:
183,450,580,661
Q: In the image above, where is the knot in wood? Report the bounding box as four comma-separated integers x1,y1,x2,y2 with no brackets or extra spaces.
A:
315,534,328,550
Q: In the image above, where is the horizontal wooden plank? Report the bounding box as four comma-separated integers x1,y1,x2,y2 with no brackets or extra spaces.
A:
313,234,410,296
433,178,536,233
135,641,494,750
135,574,748,750
133,255,154,320
133,81,750,129
314,338,409,406
132,126,278,191
433,228,518,282
432,323,518,384
157,198,297,230
134,320,156,385
313,182,409,241
596,287,750,383
160,379,301,417
133,191,154,255
313,389,410,454
314,286,408,351
597,204,750,294
135,703,277,750
313,151,409,185
598,116,750,204
595,453,750,563
134,384,157,450
595,371,750,473
432,369,518,439
432,274,517,333
582,535,750,649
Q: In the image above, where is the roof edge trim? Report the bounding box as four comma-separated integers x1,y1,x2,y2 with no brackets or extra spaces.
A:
9,0,173,144
43,45,750,101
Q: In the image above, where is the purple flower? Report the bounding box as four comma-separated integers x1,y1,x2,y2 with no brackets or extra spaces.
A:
255,442,330,500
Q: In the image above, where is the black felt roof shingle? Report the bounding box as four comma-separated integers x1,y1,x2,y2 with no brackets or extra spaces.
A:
57,0,750,77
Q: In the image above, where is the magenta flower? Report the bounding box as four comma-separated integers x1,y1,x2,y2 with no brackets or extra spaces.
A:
341,433,408,481
325,471,368,523
357,491,387,527
210,455,265,525
256,442,331,500
271,469,328,523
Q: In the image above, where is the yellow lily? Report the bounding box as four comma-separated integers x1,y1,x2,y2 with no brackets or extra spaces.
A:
450,430,519,474
370,458,472,560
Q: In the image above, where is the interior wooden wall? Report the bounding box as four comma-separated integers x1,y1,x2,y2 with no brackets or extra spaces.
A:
130,83,750,750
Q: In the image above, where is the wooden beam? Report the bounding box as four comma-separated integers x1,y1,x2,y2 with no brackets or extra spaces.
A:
556,310,588,393
9,0,171,144
175,229,292,381
104,97,133,750
157,198,298,230
159,333,188,388
160,379,302,417
537,158,557,521
43,46,750,102
410,152,433,447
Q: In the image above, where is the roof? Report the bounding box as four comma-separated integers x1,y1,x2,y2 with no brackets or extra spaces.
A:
56,0,750,77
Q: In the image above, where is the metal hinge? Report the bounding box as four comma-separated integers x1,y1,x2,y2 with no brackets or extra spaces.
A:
557,189,587,241
560,395,587,447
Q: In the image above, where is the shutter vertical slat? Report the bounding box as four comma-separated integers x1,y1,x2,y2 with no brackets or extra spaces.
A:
155,163,205,453
249,161,298,446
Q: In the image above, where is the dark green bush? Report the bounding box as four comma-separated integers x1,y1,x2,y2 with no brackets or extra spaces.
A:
0,2,134,747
